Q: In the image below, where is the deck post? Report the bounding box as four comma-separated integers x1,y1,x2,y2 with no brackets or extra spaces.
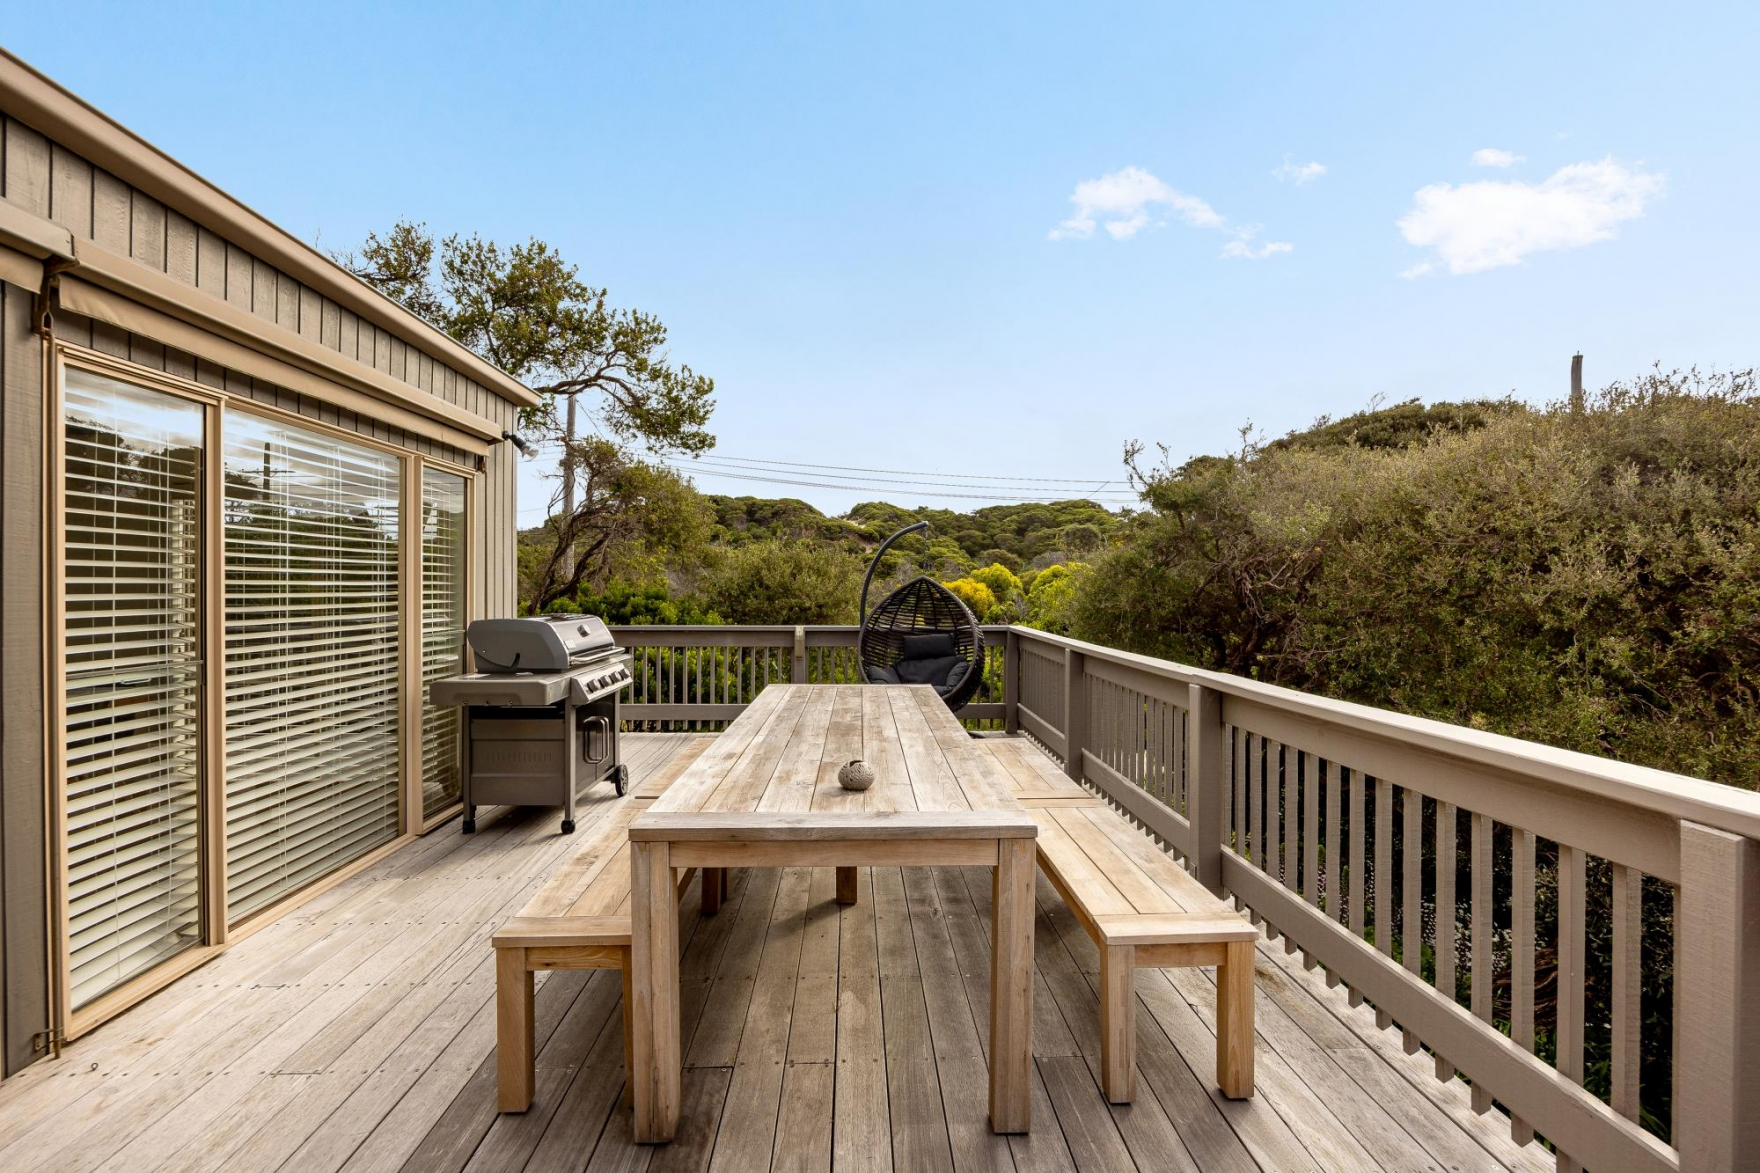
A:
1062,647,1085,783
1185,681,1226,893
1675,820,1760,1171
792,625,807,683
1003,628,1020,734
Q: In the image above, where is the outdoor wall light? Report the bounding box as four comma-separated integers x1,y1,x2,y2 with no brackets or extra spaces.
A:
501,430,531,454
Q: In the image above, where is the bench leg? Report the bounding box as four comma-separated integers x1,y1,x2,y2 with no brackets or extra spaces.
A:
1100,944,1137,1103
702,867,723,915
496,947,535,1112
836,866,859,905
621,947,635,1106
1217,939,1256,1098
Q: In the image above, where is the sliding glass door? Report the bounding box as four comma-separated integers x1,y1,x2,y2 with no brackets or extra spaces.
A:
62,370,205,1008
222,414,402,923
420,468,468,819
56,357,477,1024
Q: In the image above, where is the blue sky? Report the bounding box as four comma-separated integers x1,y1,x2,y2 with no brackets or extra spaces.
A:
9,2,1758,521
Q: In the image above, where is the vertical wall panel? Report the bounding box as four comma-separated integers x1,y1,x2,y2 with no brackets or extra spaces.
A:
1,281,49,1077
48,143,92,239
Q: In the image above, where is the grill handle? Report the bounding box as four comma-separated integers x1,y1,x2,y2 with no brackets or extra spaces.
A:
580,714,611,765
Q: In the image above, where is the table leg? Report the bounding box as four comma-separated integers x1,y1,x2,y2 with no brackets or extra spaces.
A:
990,837,1034,1132
836,866,859,904
631,839,681,1142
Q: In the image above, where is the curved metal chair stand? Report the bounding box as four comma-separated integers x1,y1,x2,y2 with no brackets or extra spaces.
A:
857,576,986,711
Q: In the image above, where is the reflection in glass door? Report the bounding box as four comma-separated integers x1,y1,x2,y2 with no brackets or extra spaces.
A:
62,369,205,1008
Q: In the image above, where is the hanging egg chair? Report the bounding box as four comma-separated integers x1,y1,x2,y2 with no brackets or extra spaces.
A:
856,522,986,710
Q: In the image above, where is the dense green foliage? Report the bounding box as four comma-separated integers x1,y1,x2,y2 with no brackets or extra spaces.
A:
1071,367,1760,788
341,220,714,610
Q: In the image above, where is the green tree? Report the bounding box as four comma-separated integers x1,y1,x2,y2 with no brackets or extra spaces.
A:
339,220,716,610
941,577,999,621
1026,562,1087,633
700,542,864,624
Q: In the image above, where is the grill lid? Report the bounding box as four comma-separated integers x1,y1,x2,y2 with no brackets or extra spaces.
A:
466,615,617,673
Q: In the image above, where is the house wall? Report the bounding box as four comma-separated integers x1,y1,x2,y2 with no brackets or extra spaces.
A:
0,275,47,1078
0,109,524,1076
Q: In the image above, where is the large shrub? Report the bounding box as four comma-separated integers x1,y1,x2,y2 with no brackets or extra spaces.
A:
699,541,864,625
1072,368,1760,786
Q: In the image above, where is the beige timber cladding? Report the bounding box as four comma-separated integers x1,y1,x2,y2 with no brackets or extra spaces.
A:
0,52,533,1074
0,71,525,619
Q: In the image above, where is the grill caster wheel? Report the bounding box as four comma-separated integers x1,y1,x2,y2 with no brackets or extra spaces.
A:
561,818,576,834
462,818,476,833
613,764,629,797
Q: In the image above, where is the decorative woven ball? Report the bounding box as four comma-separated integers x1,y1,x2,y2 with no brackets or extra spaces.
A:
837,759,876,791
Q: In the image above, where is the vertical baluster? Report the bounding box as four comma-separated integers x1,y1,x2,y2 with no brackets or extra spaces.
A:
1510,828,1535,1142
1158,699,1168,806
1232,727,1247,863
1402,787,1422,1052
1176,705,1188,815
1324,760,1340,919
1319,759,1340,985
1348,768,1365,1007
1374,776,1393,1028
1611,865,1641,1124
1264,740,1281,940
1283,748,1298,892
1273,741,1285,876
1280,745,1299,953
1555,844,1586,1173
1435,802,1457,1080
1670,881,1681,1154
1251,735,1266,872
1296,750,1317,968
1470,812,1493,1113
1302,751,1319,906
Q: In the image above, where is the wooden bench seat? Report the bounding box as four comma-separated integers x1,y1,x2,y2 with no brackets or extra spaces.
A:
493,796,721,1112
1027,800,1258,1104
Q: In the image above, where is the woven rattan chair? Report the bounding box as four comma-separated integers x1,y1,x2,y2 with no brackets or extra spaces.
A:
858,576,986,710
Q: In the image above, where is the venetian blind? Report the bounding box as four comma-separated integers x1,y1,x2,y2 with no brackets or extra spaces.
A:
420,468,466,818
223,414,402,923
62,370,205,1008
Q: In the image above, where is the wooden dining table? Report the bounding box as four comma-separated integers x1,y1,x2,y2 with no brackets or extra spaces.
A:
627,683,1038,1143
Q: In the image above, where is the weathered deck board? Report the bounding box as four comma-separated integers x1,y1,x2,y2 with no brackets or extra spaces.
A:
0,733,1548,1173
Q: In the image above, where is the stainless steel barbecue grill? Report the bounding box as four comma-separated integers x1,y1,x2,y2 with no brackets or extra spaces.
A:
429,616,632,833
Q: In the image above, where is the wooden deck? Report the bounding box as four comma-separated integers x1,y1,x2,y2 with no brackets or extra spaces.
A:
0,733,1551,1173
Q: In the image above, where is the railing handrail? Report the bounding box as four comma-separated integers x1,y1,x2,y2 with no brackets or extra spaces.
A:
1007,624,1760,842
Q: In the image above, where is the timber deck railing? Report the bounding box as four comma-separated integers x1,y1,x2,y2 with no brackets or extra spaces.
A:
608,623,1759,1173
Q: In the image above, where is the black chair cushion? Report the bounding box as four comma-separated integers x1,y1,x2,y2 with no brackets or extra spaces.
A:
935,660,973,697
865,663,902,685
895,654,962,686
901,632,957,659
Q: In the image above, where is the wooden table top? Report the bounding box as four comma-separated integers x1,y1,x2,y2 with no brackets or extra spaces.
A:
638,684,1035,831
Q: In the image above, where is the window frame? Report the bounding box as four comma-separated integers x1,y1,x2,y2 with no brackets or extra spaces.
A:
46,341,481,1042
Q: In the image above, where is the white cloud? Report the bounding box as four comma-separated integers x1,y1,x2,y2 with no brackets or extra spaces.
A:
1050,166,1290,259
1220,225,1293,260
1272,156,1327,185
1396,156,1664,275
1049,166,1222,241
1398,260,1434,280
1470,147,1525,168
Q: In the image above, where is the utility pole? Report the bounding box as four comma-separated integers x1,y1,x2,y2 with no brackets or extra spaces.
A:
560,393,577,569
1570,353,1584,414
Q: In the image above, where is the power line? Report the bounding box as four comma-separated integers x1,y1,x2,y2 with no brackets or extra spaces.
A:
686,453,1123,486
658,463,1134,504
521,443,1128,495
679,455,1133,496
